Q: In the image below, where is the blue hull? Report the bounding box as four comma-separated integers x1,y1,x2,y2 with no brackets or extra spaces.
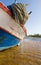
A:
0,29,20,50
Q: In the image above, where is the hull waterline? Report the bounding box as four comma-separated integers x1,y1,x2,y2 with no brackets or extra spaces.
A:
0,2,26,51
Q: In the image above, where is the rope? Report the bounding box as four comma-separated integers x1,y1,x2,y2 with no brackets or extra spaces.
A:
11,3,29,25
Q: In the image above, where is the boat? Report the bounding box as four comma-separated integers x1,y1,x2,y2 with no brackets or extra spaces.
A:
0,2,28,51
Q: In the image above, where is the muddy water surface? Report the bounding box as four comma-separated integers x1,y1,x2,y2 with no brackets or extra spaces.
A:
0,39,41,65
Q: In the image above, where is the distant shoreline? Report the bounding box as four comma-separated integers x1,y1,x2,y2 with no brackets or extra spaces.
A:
27,34,41,38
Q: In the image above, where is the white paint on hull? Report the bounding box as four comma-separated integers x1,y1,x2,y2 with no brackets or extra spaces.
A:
0,8,26,39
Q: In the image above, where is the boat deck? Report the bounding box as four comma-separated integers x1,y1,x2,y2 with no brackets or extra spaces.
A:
0,39,41,65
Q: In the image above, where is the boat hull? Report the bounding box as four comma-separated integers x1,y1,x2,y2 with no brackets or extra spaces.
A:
0,29,20,51
0,3,26,50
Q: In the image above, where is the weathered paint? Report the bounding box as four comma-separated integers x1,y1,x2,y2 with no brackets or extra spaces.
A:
0,2,26,50
0,8,25,39
0,28,20,50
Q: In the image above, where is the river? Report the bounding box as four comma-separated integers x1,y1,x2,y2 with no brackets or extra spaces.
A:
25,37,41,42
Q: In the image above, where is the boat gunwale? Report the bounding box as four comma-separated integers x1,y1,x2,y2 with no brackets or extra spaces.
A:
0,2,27,36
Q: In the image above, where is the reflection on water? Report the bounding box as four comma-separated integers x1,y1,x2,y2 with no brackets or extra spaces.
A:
0,38,41,65
25,37,41,42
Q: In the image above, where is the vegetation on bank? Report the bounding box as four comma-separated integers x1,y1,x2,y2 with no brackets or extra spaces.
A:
28,34,41,38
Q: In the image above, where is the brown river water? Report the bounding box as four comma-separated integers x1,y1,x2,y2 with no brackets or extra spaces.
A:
0,39,41,65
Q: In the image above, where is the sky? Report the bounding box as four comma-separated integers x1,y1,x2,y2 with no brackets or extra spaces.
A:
0,0,41,35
